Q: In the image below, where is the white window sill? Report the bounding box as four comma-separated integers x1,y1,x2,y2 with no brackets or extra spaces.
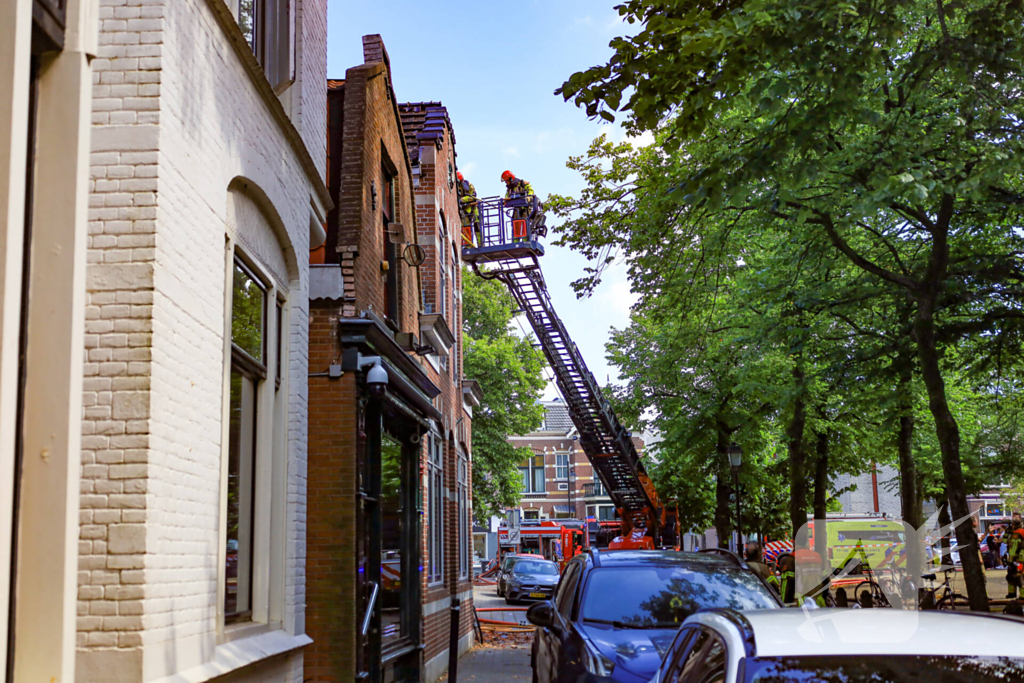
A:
150,629,312,683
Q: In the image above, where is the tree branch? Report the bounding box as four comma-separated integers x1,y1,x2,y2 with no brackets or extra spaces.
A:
820,214,920,290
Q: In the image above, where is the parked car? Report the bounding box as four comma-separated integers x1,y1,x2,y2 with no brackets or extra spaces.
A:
506,558,560,604
649,608,1024,683
528,549,780,683
497,553,544,597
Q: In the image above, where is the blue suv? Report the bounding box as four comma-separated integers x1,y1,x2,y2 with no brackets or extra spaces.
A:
527,549,781,683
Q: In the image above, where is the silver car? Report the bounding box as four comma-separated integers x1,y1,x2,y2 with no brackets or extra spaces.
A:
505,558,560,604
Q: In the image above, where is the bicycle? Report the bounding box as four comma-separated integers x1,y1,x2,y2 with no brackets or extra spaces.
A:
920,568,966,610
841,549,892,608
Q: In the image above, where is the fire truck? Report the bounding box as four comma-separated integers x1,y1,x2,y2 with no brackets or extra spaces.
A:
464,195,678,549
497,520,587,570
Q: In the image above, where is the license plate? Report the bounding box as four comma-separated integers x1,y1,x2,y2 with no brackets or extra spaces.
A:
529,592,546,598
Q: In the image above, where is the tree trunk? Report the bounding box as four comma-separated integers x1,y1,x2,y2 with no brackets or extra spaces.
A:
916,304,988,611
714,423,732,548
895,353,923,581
715,473,732,549
787,364,808,543
813,431,829,560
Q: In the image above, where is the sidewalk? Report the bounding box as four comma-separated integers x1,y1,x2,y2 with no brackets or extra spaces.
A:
445,646,532,682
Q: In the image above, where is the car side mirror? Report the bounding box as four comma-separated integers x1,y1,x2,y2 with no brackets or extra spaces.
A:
527,601,559,631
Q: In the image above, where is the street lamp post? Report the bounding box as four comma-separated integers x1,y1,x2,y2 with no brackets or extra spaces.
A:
727,443,743,548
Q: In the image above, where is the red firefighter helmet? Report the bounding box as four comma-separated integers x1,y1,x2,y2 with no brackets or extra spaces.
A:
501,170,514,182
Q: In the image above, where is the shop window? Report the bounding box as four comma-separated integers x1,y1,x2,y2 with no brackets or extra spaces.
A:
427,435,444,584
458,451,469,580
237,0,293,89
381,433,405,645
225,258,267,622
519,454,545,494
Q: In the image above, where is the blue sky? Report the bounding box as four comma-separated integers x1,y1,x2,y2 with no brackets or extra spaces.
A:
326,0,644,397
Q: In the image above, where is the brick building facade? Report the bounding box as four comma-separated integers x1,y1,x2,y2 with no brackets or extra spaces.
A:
306,36,475,683
509,401,646,523
75,0,329,680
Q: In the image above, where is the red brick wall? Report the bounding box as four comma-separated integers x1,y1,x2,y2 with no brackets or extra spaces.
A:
306,305,359,682
308,39,474,683
406,112,476,671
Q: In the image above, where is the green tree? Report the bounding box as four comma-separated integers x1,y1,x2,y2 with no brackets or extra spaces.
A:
558,0,1024,610
462,268,548,520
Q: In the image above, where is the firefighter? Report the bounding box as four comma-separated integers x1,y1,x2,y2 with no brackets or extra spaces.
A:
778,554,797,605
456,171,479,245
501,170,547,237
1006,519,1024,599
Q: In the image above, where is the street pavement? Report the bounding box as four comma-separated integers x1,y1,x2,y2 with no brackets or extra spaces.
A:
439,584,532,682
473,582,531,626
450,646,532,682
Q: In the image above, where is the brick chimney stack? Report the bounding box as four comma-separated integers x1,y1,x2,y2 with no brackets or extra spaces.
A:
362,34,393,83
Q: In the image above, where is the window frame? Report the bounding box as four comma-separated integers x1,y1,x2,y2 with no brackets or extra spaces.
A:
427,433,444,585
382,167,399,325
519,453,545,494
219,246,288,633
457,449,470,580
235,0,294,91
555,452,569,481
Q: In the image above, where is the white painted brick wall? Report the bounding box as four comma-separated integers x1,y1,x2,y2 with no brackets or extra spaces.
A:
79,0,323,680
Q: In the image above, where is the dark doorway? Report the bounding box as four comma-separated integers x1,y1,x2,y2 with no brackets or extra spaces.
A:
358,399,422,683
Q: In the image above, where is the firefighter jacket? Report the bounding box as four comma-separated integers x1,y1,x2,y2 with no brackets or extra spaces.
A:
504,178,534,198
459,180,477,206
1008,528,1024,563
780,569,796,605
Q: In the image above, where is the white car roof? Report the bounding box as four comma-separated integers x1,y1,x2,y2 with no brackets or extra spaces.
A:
739,609,1024,658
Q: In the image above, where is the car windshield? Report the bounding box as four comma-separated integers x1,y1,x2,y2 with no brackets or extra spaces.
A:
580,566,777,628
514,560,558,575
746,656,1024,682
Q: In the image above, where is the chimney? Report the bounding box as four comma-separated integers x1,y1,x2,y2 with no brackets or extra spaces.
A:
362,34,393,83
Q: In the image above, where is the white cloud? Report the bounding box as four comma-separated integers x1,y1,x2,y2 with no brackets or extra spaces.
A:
502,145,521,158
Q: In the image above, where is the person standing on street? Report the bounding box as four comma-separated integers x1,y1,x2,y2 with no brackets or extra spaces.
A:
986,525,1002,570
744,542,773,583
778,554,797,605
1005,519,1024,599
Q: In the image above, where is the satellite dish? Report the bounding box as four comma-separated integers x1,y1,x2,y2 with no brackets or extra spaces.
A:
403,243,426,267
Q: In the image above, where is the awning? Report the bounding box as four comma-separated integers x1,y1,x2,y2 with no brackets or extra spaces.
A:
553,505,573,514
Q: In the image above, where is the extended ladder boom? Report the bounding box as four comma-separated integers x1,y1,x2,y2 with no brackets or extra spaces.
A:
463,196,670,538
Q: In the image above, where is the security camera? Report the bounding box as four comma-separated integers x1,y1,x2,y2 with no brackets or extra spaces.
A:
366,361,388,398
356,354,389,399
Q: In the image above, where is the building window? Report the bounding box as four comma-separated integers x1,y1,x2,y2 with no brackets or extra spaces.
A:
523,509,540,520
519,454,545,494
225,258,267,622
427,435,444,584
439,232,447,319
458,451,469,580
555,453,569,480
236,0,293,89
382,168,399,323
380,433,406,644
